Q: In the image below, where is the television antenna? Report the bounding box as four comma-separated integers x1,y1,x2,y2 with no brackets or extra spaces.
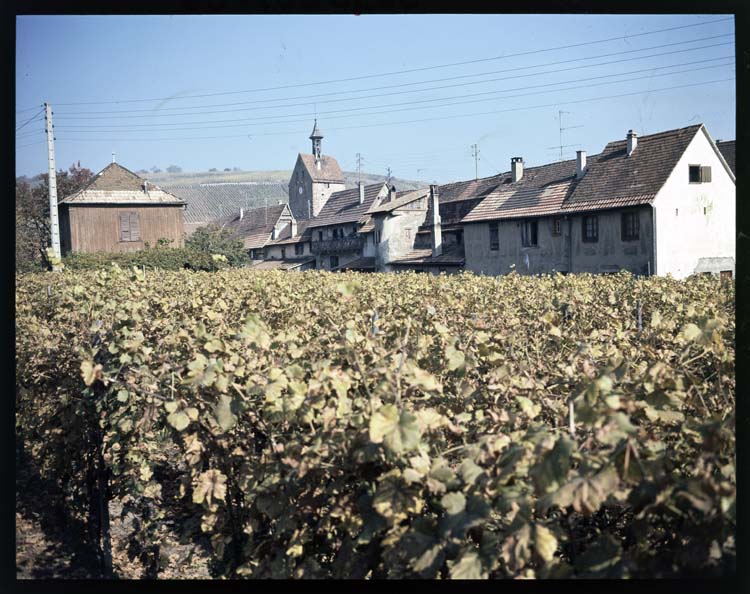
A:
554,110,583,162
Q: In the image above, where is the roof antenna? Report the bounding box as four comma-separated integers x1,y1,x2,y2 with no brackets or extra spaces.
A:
112,151,116,164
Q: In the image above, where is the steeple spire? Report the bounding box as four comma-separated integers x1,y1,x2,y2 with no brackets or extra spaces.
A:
309,119,323,161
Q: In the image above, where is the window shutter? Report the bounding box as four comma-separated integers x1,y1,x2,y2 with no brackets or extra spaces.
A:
701,166,712,183
129,212,141,241
119,212,130,241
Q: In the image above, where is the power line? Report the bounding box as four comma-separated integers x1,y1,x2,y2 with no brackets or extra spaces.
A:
57,77,733,144
16,108,45,132
51,33,734,117
44,17,733,107
16,140,47,150
54,41,735,122
54,60,734,134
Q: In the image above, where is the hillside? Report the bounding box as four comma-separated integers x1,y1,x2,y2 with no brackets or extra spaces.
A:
139,169,427,191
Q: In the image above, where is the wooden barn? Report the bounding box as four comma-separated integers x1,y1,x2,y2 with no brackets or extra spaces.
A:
59,162,186,254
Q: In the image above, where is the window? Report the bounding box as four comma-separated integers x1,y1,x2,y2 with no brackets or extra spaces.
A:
375,230,381,244
352,225,357,235
404,228,412,241
318,231,323,242
582,215,598,243
330,255,339,269
720,270,732,280
294,243,304,256
521,220,538,247
489,222,499,251
689,165,712,183
621,211,640,241
552,218,562,236
119,212,141,242
281,248,286,259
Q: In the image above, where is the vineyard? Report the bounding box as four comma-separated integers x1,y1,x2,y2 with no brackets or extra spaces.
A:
15,268,735,579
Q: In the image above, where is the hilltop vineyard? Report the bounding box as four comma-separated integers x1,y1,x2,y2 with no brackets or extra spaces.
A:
16,268,735,578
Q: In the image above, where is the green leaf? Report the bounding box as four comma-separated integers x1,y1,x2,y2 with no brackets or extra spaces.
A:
167,410,190,432
516,396,540,419
164,400,179,413
459,458,483,486
450,550,486,579
214,394,237,432
446,344,466,372
534,525,558,563
369,404,420,454
441,492,467,515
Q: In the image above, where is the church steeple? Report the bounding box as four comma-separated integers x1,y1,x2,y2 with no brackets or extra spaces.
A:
309,119,323,161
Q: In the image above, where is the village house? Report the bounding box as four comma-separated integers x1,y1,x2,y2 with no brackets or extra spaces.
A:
218,203,302,262
58,161,186,255
460,124,735,279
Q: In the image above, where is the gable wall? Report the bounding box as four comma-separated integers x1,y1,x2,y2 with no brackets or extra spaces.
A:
63,204,184,254
652,130,735,278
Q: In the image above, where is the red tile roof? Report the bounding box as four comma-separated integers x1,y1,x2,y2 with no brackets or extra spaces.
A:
335,256,377,271
221,204,288,250
297,153,344,183
250,256,315,270
308,183,388,229
266,219,313,245
390,246,465,267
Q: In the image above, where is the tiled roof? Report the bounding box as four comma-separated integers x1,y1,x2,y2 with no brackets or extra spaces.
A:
368,189,429,214
437,173,509,204
563,124,702,209
308,183,388,228
250,256,315,270
60,163,185,205
266,219,313,245
390,246,465,267
462,160,578,223
359,217,376,233
165,183,287,225
716,140,735,175
335,256,377,271
221,204,288,250
298,153,344,183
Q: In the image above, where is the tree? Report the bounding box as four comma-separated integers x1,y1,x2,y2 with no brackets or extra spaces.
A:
223,168,231,172
16,162,94,271
136,169,149,175
185,225,249,267
150,166,162,173
209,168,218,172
166,165,182,173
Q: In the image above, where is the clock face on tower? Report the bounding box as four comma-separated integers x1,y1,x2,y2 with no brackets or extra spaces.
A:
298,186,304,194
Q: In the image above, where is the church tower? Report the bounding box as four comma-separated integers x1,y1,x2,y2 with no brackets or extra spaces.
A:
310,120,323,162
288,120,346,220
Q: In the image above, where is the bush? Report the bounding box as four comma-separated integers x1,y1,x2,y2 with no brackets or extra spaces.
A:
185,225,249,267
63,247,224,272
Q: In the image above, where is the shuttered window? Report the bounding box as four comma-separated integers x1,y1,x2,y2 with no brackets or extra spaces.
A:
294,243,304,255
621,211,640,241
489,222,499,251
119,212,141,242
582,215,598,243
521,220,538,247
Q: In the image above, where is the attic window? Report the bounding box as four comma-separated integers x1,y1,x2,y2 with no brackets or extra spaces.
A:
689,165,712,183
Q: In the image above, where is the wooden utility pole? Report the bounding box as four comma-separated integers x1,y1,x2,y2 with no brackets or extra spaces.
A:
356,153,363,184
44,102,62,267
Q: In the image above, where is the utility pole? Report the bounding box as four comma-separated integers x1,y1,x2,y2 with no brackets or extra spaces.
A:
44,102,61,267
556,110,583,162
356,153,363,184
471,144,480,181
386,166,392,185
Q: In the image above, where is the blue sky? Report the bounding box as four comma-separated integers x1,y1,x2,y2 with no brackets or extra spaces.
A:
15,14,735,183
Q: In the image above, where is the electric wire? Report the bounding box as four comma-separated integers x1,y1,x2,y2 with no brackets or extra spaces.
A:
43,16,734,107
56,77,734,143
54,60,734,134
51,32,734,116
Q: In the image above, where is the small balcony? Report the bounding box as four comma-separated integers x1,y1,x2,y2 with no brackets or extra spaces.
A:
310,236,364,255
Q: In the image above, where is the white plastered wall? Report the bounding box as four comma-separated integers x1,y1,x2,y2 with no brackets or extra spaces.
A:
652,127,735,278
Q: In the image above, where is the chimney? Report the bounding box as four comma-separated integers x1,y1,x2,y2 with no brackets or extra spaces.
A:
143,180,149,193
112,152,115,164
388,184,396,203
627,129,638,156
576,150,587,179
358,181,365,205
511,157,524,182
430,184,442,258
239,207,244,221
